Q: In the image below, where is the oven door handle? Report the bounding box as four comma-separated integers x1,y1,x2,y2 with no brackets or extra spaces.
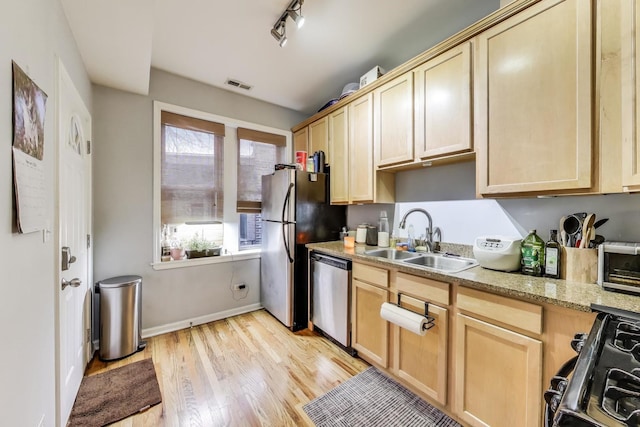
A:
544,355,578,427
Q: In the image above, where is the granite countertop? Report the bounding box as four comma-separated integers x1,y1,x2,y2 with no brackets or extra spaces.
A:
306,241,640,314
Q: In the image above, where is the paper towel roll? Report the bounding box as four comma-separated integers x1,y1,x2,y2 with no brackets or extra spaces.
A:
380,302,428,336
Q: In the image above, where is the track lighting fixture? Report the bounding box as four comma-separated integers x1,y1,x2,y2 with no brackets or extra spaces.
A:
270,0,305,47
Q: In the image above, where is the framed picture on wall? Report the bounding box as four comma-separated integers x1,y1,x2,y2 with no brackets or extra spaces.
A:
13,61,47,160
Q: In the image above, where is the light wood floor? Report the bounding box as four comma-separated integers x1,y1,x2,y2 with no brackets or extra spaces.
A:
85,309,369,426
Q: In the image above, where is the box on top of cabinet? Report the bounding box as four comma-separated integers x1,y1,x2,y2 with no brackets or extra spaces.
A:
360,66,386,88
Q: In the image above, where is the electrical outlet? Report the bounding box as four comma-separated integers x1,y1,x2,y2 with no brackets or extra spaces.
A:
233,283,246,291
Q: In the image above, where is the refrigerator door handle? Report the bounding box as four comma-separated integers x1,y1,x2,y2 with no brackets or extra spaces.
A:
282,182,294,224
282,223,294,264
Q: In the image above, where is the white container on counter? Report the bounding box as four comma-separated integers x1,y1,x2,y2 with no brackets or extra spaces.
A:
473,235,522,272
356,225,368,244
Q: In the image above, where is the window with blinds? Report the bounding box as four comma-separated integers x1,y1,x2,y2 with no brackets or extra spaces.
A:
154,102,291,261
236,127,285,249
160,111,225,248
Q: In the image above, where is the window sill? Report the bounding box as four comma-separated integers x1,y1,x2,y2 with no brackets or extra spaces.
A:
151,249,261,271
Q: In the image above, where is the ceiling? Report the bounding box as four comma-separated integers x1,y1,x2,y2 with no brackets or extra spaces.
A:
60,0,500,115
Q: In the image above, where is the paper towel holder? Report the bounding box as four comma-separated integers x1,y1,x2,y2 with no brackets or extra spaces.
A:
397,293,435,331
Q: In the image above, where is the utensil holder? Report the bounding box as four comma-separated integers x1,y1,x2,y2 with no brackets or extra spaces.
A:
561,247,598,283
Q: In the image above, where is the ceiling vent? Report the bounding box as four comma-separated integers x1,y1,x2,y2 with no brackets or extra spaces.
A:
225,78,252,91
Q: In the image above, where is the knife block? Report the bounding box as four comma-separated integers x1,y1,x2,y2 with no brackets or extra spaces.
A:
561,247,598,283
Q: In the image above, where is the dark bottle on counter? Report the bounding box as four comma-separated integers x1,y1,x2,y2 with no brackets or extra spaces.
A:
521,229,545,276
544,229,561,279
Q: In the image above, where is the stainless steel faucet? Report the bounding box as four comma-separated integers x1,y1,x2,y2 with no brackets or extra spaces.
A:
399,208,435,252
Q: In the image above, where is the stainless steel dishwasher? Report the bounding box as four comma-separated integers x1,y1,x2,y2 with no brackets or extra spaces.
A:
310,251,352,351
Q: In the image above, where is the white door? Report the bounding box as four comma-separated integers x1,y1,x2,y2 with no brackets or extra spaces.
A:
56,58,92,426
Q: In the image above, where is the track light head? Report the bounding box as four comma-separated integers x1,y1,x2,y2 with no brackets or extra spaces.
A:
270,27,282,42
287,9,305,28
271,22,287,47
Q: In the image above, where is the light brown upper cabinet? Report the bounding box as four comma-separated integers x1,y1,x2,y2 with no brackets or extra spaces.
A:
475,0,593,195
309,116,329,164
621,0,640,190
293,127,308,155
326,94,396,205
374,72,414,167
414,42,472,160
328,106,349,204
349,93,395,204
349,94,374,203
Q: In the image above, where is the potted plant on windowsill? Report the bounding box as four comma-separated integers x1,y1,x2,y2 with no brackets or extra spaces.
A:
184,234,221,259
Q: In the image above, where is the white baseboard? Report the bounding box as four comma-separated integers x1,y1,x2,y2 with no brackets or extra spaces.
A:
141,303,263,338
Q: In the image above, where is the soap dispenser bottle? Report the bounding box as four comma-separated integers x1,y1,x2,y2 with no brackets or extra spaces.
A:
378,211,390,247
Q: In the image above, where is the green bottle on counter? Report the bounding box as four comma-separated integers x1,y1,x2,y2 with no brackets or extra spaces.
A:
544,229,561,279
521,229,545,276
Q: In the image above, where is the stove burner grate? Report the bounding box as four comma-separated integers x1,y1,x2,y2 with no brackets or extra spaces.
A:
614,322,640,362
602,368,640,425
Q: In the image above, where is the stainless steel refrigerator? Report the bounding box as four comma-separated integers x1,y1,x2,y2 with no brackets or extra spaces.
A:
261,169,346,331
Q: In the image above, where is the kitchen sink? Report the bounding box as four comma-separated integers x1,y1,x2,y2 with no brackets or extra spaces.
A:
363,248,478,273
364,248,421,261
401,253,478,273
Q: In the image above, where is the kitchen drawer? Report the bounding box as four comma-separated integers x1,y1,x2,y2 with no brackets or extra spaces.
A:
353,262,388,288
456,287,542,335
396,272,449,306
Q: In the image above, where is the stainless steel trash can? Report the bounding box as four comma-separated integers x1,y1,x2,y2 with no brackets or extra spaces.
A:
96,275,146,360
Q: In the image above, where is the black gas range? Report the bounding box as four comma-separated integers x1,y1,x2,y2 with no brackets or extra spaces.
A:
545,304,640,426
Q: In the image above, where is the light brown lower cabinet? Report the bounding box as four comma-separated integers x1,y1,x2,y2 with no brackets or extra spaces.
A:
454,313,542,427
392,294,448,406
351,278,389,368
348,262,551,425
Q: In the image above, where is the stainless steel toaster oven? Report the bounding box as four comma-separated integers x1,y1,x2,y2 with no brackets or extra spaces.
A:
598,242,640,295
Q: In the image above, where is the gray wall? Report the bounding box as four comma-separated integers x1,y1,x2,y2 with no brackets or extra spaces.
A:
364,161,640,244
0,0,91,425
92,69,306,331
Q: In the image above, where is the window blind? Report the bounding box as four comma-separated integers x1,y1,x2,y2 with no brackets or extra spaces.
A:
236,128,286,213
237,128,285,146
161,112,225,224
161,111,225,136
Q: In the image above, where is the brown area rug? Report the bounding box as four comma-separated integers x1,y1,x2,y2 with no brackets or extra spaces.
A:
303,367,461,427
68,358,162,426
